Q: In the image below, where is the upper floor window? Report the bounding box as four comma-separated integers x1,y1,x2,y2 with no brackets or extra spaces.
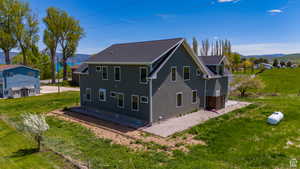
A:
114,66,121,81
99,88,106,101
183,66,190,81
102,66,108,80
140,67,148,84
171,66,176,82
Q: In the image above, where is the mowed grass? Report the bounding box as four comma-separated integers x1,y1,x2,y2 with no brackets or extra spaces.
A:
0,120,75,169
258,68,300,94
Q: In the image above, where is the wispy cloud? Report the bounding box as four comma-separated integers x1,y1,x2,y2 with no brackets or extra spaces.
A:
233,43,300,55
155,14,176,20
217,0,240,3
268,9,283,14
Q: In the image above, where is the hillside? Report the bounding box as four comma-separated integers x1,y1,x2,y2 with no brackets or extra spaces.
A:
276,53,300,63
0,52,90,65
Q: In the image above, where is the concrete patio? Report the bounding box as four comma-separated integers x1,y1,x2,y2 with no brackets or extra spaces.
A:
142,100,251,137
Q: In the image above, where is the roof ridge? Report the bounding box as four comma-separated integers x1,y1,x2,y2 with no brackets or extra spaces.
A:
112,38,184,46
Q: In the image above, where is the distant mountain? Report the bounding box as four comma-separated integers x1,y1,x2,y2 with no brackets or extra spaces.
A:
0,52,90,65
245,54,285,59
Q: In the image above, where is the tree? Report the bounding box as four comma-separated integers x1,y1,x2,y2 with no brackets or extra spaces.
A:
59,12,84,80
22,113,49,152
200,39,210,56
232,76,264,97
0,0,20,64
287,61,292,67
12,2,39,65
43,7,63,84
227,52,241,72
242,59,253,72
280,61,286,67
192,37,198,55
273,59,279,67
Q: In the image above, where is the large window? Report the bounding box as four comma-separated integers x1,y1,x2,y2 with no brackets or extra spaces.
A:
176,92,183,107
192,90,197,104
117,93,124,108
99,88,106,101
114,66,121,81
140,67,148,84
131,95,139,111
183,66,190,80
85,88,91,101
171,66,176,82
102,66,108,80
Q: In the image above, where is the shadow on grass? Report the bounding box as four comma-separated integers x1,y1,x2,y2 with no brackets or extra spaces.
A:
9,148,39,158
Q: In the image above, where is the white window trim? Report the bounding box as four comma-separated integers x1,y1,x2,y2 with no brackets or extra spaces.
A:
117,93,124,109
192,90,197,104
131,95,139,111
196,69,201,76
140,96,149,104
96,66,102,72
183,66,191,81
85,88,91,102
176,92,183,108
114,66,121,81
102,66,108,80
98,88,106,102
139,67,148,84
110,91,116,98
171,66,177,82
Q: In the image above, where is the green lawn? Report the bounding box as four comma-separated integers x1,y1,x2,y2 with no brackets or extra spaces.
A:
258,68,300,94
0,70,300,168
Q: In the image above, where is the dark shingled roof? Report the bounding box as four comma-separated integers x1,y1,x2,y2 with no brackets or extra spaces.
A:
74,63,88,74
198,56,225,65
86,38,184,63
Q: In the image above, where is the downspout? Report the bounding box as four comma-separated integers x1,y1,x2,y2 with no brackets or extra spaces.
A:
204,78,207,110
149,65,153,125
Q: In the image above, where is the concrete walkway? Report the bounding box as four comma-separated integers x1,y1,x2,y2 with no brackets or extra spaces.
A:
142,101,251,137
40,85,79,94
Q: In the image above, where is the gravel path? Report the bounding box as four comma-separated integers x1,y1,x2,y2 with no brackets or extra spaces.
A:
143,100,251,137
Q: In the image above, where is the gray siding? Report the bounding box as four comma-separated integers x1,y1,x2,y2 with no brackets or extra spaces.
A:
80,64,151,122
206,77,229,97
151,45,208,122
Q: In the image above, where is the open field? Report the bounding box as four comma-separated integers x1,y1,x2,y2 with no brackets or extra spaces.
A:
0,68,299,169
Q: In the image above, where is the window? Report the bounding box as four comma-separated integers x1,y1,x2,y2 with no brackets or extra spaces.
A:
102,66,108,80
114,66,121,81
196,69,201,76
99,88,106,101
131,95,139,111
171,67,176,82
183,66,190,80
216,89,221,97
85,88,91,101
140,67,148,84
192,90,197,104
140,96,148,104
117,93,124,108
176,92,183,107
110,91,116,98
96,66,102,72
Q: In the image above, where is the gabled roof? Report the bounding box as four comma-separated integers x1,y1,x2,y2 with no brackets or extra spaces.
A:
198,56,227,65
74,63,88,74
85,38,184,64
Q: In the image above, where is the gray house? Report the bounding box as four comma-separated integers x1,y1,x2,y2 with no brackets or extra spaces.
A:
77,38,230,126
0,65,40,98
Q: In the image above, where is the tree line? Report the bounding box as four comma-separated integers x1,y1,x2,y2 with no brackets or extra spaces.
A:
0,0,84,83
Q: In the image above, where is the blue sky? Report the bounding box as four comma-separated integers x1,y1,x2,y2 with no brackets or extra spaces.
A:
26,0,299,55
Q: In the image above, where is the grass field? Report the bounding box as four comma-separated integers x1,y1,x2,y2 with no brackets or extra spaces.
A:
257,68,300,94
0,68,299,168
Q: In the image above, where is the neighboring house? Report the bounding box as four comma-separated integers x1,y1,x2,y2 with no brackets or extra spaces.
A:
261,63,273,69
72,63,88,86
0,65,40,98
77,38,230,126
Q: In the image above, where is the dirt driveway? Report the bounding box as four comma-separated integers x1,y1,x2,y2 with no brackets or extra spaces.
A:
40,86,79,94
